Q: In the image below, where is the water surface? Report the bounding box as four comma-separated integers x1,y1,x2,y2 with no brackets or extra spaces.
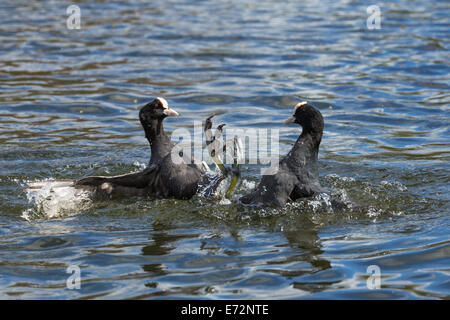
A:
0,0,449,299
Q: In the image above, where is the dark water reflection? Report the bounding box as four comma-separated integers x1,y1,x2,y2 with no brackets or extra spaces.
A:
0,0,449,299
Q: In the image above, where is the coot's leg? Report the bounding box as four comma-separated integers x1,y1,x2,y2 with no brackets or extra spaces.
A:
204,116,242,199
225,135,242,199
204,115,228,176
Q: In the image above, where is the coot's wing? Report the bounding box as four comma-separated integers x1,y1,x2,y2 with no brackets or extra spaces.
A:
24,180,73,189
24,179,75,191
159,161,204,199
74,165,157,190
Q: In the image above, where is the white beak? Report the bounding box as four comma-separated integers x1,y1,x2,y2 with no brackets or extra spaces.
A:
163,108,179,117
284,115,295,125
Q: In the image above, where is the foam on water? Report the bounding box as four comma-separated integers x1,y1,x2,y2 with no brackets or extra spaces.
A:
19,170,411,222
22,180,93,220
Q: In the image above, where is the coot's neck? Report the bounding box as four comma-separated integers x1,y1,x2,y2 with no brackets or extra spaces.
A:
143,118,173,165
300,125,322,147
290,125,323,160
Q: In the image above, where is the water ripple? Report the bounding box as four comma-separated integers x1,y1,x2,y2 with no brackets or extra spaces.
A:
0,0,449,299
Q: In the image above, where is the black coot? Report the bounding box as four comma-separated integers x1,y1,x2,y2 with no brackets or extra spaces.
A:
240,101,327,207
75,97,206,199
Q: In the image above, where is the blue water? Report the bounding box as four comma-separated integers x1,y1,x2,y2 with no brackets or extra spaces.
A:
0,0,449,299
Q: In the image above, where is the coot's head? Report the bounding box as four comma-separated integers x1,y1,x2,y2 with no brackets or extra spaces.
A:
139,97,179,125
284,101,324,132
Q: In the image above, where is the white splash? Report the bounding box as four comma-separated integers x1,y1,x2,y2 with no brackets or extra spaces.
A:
197,165,226,198
380,180,407,192
22,180,93,220
219,198,232,205
240,179,256,191
133,160,146,170
367,206,383,218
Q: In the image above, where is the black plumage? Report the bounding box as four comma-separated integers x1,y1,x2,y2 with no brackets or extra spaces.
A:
74,97,206,199
240,102,327,207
